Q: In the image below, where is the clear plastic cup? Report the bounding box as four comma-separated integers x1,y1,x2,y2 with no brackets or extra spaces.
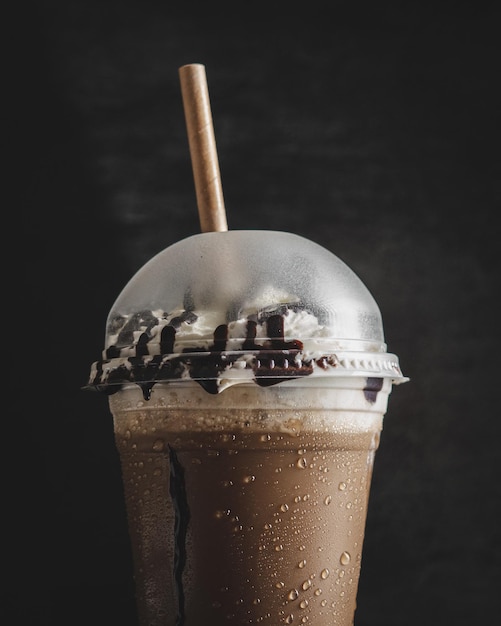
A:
87,230,406,625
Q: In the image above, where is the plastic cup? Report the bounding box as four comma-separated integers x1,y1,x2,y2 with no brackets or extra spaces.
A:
87,230,406,625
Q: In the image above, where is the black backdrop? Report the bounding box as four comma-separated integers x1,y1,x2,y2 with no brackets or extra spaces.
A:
10,2,499,625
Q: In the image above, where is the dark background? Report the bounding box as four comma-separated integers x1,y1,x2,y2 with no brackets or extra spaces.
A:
9,1,499,625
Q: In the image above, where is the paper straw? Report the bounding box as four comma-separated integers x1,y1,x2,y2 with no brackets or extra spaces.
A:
179,63,228,232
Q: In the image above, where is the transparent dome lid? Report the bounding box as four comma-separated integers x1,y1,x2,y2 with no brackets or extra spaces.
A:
89,231,406,395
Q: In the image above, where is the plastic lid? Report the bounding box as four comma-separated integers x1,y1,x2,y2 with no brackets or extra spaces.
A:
88,231,406,395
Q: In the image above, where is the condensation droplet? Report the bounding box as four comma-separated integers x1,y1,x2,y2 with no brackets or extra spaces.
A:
338,482,347,491
276,581,285,589
302,579,312,591
314,588,322,596
275,544,284,552
297,458,308,469
288,589,299,601
152,439,165,452
298,559,306,569
340,551,351,565
299,599,309,609
243,475,256,483
321,599,327,607
153,467,162,476
321,568,330,580
285,615,294,624
324,495,332,505
281,503,289,512
261,434,271,442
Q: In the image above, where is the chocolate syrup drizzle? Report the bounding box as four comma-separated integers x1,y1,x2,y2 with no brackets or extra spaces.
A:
92,312,322,399
168,446,190,626
363,377,384,403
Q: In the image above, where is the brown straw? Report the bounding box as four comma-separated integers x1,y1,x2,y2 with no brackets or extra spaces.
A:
179,63,228,232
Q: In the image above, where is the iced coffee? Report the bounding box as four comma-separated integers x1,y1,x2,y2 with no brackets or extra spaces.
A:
88,230,406,625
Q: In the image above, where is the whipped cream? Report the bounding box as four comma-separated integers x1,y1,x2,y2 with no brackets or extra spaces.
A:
88,304,406,398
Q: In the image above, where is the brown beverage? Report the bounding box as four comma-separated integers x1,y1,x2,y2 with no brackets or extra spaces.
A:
110,377,391,625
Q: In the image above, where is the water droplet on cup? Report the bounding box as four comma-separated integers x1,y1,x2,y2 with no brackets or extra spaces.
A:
340,551,351,565
152,439,165,452
321,568,330,579
288,589,299,601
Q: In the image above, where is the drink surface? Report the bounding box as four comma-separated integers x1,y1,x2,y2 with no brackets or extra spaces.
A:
111,381,387,625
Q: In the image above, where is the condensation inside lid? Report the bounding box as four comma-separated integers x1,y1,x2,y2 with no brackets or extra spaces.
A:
105,230,385,350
